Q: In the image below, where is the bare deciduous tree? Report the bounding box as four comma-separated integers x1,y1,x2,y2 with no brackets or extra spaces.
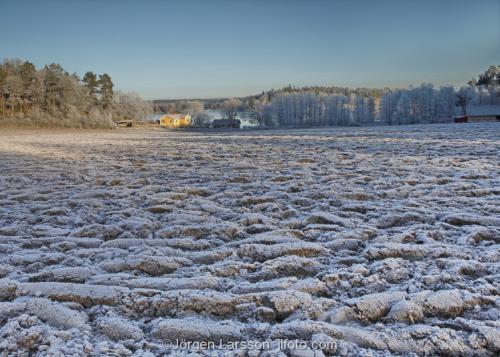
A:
222,98,241,120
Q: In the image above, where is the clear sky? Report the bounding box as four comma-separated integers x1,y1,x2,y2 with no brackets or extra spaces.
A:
0,0,499,99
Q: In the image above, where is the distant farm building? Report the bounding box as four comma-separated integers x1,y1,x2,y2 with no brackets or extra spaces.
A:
204,110,258,128
236,112,260,128
116,120,133,127
454,105,500,123
212,119,241,128
156,114,191,128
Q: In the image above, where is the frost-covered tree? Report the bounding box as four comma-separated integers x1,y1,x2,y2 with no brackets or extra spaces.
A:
380,89,397,125
222,98,241,120
0,58,151,128
471,65,499,86
456,86,475,116
378,82,499,124
112,91,152,121
437,86,455,122
258,91,373,127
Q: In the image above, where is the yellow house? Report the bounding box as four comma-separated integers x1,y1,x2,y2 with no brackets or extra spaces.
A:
159,114,191,128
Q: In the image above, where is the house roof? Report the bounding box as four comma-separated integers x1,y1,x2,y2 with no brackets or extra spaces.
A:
466,105,500,116
149,114,189,120
163,114,189,119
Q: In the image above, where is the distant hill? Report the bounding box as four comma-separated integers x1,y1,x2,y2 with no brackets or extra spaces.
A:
152,85,385,113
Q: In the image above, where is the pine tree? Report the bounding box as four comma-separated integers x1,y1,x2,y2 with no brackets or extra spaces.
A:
83,71,99,105
44,63,65,113
19,61,36,113
0,66,7,117
98,73,113,109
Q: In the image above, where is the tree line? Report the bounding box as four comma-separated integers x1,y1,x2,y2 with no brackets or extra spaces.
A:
154,65,499,128
259,92,375,127
7,58,494,129
0,58,152,128
257,81,498,127
255,66,499,127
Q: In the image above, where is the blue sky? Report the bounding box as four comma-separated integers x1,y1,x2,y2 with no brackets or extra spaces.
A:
0,0,498,99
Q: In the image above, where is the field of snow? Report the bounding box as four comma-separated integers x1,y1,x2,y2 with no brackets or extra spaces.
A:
0,123,499,356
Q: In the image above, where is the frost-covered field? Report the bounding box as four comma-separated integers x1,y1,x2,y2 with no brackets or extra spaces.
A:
0,123,499,356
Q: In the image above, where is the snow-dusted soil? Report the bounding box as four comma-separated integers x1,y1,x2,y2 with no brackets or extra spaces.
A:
0,123,499,356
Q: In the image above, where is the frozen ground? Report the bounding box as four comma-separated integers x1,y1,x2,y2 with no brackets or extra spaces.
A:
0,123,499,356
